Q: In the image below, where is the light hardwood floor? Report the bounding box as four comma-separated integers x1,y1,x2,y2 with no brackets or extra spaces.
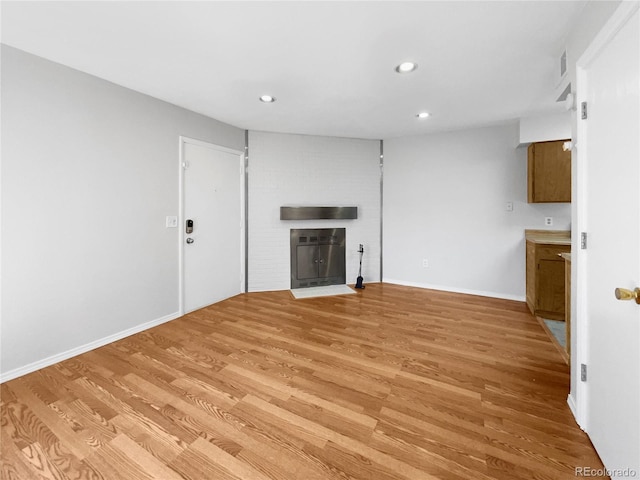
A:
1,283,606,479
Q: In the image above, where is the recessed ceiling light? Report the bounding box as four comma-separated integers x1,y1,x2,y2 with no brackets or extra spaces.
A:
416,112,430,119
259,95,276,103
395,62,418,74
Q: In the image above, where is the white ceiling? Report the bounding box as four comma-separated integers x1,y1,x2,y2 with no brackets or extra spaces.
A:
1,1,584,140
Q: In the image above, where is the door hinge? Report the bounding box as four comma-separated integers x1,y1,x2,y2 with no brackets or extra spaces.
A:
581,232,588,249
581,363,587,382
581,101,588,120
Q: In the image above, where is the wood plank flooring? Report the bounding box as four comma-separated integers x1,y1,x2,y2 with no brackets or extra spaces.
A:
1,283,606,479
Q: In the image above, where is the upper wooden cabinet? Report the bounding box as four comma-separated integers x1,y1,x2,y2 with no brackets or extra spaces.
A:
527,140,571,203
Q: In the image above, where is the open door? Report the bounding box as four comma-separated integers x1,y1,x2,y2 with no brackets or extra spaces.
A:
576,2,640,475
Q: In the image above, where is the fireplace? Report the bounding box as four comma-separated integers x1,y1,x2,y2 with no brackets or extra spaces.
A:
290,228,346,289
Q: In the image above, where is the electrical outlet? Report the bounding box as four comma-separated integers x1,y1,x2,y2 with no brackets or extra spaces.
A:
545,217,553,226
506,201,513,212
422,259,429,268
166,216,178,228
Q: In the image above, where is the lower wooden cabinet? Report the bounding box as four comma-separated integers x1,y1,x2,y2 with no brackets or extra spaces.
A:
526,240,571,320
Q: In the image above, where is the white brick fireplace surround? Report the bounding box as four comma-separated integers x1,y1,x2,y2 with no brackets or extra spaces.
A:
248,131,381,292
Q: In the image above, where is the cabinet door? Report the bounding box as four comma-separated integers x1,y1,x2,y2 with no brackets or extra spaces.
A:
536,258,566,318
528,140,571,203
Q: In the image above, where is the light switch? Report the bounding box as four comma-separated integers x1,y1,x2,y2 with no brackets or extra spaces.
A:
506,201,514,212
166,216,178,228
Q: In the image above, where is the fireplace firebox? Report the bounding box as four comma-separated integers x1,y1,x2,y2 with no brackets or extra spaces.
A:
290,228,346,289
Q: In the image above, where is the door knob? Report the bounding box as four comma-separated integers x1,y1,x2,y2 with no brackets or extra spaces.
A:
186,238,194,244
614,287,640,304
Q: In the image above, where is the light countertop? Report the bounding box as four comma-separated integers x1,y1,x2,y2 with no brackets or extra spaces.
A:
525,229,571,246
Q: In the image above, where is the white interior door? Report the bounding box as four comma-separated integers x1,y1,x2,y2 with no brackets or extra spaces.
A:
181,138,243,313
578,3,640,475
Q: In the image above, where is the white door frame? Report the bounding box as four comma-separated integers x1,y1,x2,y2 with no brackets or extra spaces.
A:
573,0,640,430
178,136,245,315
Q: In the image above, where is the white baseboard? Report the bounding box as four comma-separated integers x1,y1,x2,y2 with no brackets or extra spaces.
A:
566,393,587,431
382,278,526,303
567,393,578,420
0,311,182,383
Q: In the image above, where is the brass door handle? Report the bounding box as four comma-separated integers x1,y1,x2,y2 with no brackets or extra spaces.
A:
614,287,640,304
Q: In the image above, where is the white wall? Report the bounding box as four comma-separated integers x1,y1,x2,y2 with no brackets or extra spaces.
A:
1,46,244,380
518,111,572,145
248,131,380,292
383,123,571,301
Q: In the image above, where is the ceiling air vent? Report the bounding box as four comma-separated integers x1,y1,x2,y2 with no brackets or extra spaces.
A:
560,50,567,79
